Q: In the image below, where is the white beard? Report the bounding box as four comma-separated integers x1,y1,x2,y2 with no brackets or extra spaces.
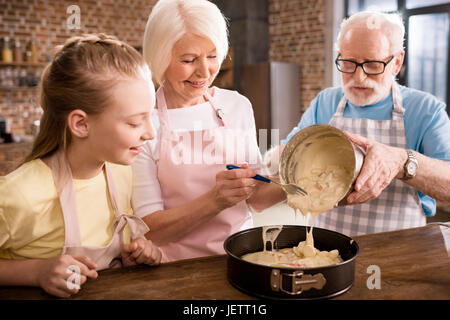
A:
343,77,393,106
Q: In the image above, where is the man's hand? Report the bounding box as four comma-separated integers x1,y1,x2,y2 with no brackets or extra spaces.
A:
344,131,407,204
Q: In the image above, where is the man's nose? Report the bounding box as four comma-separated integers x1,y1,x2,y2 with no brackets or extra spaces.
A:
352,65,367,82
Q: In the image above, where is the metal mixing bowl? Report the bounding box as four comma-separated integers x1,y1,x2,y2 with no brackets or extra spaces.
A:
279,124,365,205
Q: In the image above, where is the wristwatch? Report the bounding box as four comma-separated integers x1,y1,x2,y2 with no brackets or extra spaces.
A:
402,149,418,180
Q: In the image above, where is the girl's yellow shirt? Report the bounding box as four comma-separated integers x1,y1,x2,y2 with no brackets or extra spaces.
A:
0,159,133,259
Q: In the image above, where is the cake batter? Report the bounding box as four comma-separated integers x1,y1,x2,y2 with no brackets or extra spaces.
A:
242,135,354,268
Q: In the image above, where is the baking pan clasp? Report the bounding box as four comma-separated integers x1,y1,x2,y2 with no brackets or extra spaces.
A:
271,269,327,295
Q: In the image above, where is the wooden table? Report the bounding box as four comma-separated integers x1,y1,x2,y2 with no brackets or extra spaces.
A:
1,224,449,300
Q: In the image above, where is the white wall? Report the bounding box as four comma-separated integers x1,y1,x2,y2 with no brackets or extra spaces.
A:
325,0,345,88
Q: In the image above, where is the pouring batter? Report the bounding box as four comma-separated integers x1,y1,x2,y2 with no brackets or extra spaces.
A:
242,135,354,268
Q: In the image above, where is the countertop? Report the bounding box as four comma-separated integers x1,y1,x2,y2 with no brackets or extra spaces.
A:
1,224,449,300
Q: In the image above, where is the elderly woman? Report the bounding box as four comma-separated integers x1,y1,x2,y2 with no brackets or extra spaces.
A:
132,0,285,262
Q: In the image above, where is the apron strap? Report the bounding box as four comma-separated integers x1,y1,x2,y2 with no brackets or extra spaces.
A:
156,87,170,133
391,82,405,120
105,163,150,239
204,88,226,127
157,86,226,129
50,150,83,247
103,163,121,216
50,151,150,249
334,94,347,117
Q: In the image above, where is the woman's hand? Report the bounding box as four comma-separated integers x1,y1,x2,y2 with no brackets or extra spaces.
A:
36,255,98,298
262,144,285,177
121,238,163,267
212,163,258,210
344,131,407,204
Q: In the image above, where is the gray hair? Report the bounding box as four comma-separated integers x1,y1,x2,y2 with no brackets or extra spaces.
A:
336,11,405,54
143,0,229,85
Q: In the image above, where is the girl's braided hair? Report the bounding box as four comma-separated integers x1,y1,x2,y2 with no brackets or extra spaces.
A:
25,33,152,162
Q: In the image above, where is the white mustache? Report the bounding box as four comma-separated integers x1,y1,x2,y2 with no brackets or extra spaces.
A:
344,78,379,90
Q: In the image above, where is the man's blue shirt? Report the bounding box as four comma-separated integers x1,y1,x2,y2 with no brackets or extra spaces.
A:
282,85,450,216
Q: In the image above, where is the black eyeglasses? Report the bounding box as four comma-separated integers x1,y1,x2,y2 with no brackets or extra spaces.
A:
335,55,394,75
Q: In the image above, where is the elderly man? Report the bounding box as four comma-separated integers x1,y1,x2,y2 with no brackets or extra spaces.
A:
280,11,450,236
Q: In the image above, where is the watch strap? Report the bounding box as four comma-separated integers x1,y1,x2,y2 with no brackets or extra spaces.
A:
402,149,418,180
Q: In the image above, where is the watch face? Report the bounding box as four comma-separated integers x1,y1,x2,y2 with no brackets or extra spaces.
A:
407,161,417,175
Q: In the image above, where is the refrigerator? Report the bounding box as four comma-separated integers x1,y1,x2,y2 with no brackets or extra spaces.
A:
240,61,302,152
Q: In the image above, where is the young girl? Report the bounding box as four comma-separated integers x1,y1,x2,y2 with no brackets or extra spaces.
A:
0,34,163,298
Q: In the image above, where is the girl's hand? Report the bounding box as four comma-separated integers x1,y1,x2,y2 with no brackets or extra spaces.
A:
212,163,258,210
36,255,98,298
121,238,163,267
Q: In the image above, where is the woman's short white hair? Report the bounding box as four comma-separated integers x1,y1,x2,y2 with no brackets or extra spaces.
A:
336,11,405,55
143,0,229,85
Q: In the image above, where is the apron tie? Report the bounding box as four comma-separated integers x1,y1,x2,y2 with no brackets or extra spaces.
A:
113,213,150,240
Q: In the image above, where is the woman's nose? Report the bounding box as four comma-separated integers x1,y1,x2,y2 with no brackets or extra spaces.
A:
196,59,210,78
